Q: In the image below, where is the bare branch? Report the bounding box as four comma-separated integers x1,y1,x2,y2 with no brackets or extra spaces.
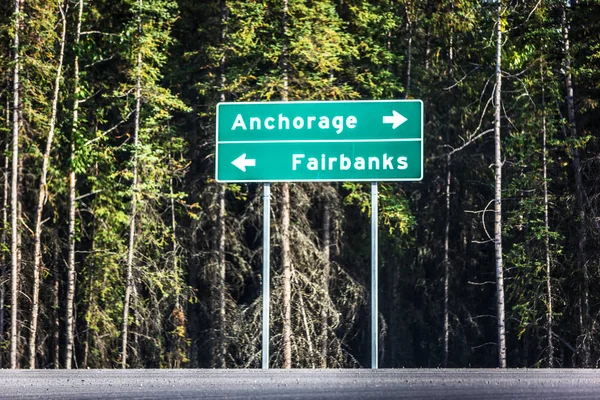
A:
448,129,494,156
20,217,34,237
553,333,577,354
471,342,497,350
85,109,134,146
482,199,494,241
468,281,496,286
526,0,543,23
502,100,518,132
80,31,119,36
78,89,102,104
444,66,480,91
75,189,103,201
475,82,494,131
84,55,115,69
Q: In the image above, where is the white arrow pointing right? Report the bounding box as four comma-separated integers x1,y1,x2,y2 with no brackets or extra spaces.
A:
382,110,408,129
231,153,256,172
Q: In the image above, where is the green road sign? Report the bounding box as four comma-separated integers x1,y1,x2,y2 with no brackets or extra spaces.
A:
215,100,423,182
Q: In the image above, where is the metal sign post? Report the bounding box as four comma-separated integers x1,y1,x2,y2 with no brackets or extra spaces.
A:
371,182,378,369
262,183,271,369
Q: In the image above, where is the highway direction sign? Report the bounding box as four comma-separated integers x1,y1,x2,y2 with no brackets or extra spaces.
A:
215,100,423,182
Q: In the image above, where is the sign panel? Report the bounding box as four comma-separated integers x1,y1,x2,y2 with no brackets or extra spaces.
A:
215,100,423,182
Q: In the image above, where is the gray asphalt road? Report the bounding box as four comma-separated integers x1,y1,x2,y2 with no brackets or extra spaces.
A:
0,369,599,399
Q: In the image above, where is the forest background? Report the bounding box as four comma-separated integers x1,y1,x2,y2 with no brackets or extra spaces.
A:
0,0,599,370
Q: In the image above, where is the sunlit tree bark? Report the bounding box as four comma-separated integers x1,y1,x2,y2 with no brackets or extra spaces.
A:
493,0,507,369
280,0,292,370
121,0,143,369
10,0,21,370
28,1,67,369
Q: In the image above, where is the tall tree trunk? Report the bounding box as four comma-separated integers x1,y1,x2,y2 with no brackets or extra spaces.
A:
540,60,554,368
281,0,292,370
424,24,430,72
214,0,228,368
28,2,67,369
10,0,21,370
122,0,143,369
66,136,77,369
216,183,226,368
493,0,507,369
320,199,331,368
405,22,412,99
0,77,11,370
442,26,454,369
562,2,589,368
282,182,292,369
53,242,60,368
82,265,93,369
169,149,184,368
299,292,315,367
1,88,9,370
66,0,84,370
443,157,451,367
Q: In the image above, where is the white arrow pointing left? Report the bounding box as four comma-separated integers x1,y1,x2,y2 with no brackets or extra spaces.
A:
231,153,256,172
382,110,408,129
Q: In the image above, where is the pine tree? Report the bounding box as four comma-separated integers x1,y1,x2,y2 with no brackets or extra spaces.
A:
117,0,188,368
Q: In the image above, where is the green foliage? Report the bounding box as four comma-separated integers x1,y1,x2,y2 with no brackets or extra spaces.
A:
1,0,599,370
340,0,404,98
342,182,415,235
